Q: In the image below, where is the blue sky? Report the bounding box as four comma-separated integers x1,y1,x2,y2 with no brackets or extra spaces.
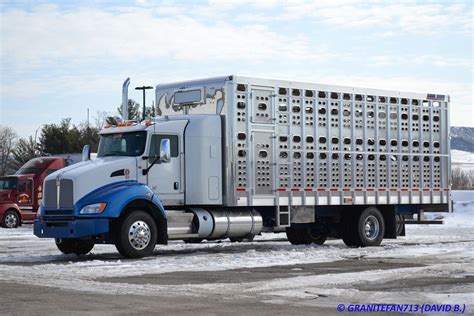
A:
1,0,472,138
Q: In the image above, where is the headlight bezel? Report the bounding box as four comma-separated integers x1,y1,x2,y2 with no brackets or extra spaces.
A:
79,202,107,215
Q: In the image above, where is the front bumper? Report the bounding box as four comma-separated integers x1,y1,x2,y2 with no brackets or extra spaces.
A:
34,218,109,238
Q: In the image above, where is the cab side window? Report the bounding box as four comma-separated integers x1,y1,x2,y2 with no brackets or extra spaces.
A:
18,179,32,193
17,179,33,203
149,134,179,163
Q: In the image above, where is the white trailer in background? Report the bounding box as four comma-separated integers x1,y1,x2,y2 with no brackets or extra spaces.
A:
34,75,451,258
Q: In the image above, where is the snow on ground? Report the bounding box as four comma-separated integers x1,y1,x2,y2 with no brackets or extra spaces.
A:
0,191,472,307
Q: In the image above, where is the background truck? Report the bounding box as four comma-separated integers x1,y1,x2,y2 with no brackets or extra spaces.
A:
34,75,451,258
0,156,76,228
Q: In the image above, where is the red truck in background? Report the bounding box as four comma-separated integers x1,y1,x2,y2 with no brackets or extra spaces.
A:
0,157,75,228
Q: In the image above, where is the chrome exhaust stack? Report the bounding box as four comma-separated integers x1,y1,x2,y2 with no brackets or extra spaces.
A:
121,77,130,121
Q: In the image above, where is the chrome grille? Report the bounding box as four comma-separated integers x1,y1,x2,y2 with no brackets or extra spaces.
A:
43,179,74,209
44,179,56,209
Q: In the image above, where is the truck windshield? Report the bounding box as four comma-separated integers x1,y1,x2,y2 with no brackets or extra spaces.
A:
0,177,17,190
97,131,147,157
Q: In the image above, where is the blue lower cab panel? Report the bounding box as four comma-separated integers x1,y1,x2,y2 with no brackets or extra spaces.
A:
34,218,109,238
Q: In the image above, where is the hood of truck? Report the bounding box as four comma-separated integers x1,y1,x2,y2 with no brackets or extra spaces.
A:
44,157,138,207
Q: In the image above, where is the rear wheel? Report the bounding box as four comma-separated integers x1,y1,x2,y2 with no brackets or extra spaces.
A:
395,214,405,236
342,207,385,247
286,227,327,245
302,228,327,245
286,227,303,245
114,211,157,259
342,210,361,247
2,210,20,228
357,207,385,247
55,238,94,255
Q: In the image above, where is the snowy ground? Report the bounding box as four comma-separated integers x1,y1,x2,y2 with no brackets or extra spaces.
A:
0,191,473,315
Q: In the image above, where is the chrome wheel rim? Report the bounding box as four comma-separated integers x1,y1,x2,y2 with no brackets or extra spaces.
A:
364,215,380,240
5,213,18,228
128,220,151,250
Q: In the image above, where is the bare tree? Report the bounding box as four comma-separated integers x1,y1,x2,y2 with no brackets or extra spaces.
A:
94,110,109,129
11,136,41,172
451,168,474,190
0,126,18,175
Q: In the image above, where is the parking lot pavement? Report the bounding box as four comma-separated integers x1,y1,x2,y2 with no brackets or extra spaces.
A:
0,220,473,315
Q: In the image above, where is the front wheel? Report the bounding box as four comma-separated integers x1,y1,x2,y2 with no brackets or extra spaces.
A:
2,210,20,228
55,238,94,255
114,211,157,259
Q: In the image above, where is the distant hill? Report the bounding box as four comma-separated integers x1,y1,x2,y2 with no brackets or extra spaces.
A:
451,127,474,153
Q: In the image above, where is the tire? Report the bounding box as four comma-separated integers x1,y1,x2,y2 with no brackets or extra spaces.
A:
114,211,157,259
55,238,94,255
395,214,405,236
286,227,326,245
286,227,303,245
2,210,20,228
184,239,203,244
302,228,327,245
356,207,385,247
342,210,362,247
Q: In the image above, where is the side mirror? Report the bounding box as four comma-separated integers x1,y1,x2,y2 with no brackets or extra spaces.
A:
82,145,91,161
159,139,171,163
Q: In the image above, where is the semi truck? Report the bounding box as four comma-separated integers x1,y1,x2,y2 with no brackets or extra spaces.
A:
34,75,451,258
1,157,76,228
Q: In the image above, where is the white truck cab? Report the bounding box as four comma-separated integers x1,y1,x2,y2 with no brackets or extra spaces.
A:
98,115,223,206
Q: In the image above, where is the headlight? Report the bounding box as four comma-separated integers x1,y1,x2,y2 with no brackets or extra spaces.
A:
80,202,107,214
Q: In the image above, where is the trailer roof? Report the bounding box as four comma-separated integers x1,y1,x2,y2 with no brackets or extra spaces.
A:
155,75,449,102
